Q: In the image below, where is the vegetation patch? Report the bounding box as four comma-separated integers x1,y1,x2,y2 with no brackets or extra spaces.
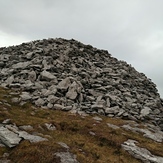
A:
0,87,162,162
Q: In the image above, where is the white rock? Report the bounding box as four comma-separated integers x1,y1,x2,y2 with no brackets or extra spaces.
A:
0,126,22,148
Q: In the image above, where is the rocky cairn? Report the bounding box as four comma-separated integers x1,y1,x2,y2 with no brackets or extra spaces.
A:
0,38,163,130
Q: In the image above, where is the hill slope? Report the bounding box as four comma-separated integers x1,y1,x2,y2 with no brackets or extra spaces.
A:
0,86,163,162
0,38,163,162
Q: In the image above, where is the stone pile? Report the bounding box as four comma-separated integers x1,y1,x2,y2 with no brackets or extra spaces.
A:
0,38,162,129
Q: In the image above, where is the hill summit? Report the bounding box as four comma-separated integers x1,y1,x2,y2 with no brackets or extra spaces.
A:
0,38,163,130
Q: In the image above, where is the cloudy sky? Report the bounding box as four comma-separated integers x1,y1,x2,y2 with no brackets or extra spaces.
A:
0,0,163,97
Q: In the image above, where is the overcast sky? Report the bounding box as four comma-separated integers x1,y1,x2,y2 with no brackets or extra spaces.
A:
0,0,163,97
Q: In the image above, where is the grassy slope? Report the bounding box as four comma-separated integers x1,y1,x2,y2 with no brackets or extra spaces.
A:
0,87,162,163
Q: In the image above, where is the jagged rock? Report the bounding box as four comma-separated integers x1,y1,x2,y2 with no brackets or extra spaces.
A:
140,107,152,117
44,123,56,131
0,126,22,148
66,81,78,100
47,95,59,104
40,70,56,81
20,92,32,101
92,116,103,121
53,104,64,110
19,125,34,131
57,77,71,91
104,106,120,115
57,142,69,149
35,98,46,106
28,70,37,82
122,139,163,163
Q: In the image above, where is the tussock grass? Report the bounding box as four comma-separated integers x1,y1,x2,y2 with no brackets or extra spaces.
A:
0,87,162,162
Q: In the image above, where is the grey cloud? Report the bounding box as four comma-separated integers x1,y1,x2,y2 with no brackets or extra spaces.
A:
0,0,163,97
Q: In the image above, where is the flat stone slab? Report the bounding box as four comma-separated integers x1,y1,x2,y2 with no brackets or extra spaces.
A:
122,124,163,142
0,126,22,148
122,139,163,163
18,131,48,143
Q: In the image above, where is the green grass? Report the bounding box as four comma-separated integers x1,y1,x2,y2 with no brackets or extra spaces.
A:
0,87,162,163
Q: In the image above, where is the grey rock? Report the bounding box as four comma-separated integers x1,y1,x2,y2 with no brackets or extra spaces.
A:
11,97,20,103
18,131,47,143
57,77,71,90
141,107,152,117
2,119,11,124
0,126,22,148
47,95,59,104
87,96,95,101
63,105,73,111
104,106,120,114
26,52,34,59
107,123,120,129
66,81,78,100
6,76,14,85
122,124,163,142
12,62,30,69
45,123,56,131
54,104,64,110
0,38,162,129
47,103,53,109
122,139,163,163
91,104,103,110
41,70,56,81
55,152,79,163
35,98,46,106
58,142,69,149
106,98,111,107
28,70,37,82
34,82,44,89
20,92,32,101
89,131,96,136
